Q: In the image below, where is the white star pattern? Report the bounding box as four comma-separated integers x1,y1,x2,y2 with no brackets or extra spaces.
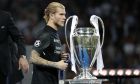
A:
34,40,41,47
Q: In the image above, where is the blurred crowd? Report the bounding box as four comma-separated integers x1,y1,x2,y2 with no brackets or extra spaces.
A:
0,0,140,83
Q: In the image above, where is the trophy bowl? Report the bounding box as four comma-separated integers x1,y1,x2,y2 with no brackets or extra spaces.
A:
72,27,99,79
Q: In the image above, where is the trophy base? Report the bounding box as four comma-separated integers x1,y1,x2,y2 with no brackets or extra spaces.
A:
74,68,97,79
74,71,97,79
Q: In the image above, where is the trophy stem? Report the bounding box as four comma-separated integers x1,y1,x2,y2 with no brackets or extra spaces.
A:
74,68,97,79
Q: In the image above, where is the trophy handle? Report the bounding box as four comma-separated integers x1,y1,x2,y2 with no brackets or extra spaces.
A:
98,16,105,47
64,15,73,50
89,15,105,67
90,15,105,47
64,15,81,67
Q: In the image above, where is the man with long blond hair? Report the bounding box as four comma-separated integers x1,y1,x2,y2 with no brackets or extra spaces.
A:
30,2,68,84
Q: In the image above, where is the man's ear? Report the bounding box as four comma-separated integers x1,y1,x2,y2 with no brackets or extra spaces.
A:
49,13,54,19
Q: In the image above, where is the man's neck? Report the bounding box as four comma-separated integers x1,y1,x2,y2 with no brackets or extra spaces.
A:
47,21,58,31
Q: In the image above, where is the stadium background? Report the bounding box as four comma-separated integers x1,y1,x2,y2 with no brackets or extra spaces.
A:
0,0,139,84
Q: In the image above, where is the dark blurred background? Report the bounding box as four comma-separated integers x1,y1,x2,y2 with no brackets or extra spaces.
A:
0,0,140,84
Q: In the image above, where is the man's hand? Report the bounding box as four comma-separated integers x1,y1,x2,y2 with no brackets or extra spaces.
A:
19,55,29,73
56,60,68,70
61,52,69,61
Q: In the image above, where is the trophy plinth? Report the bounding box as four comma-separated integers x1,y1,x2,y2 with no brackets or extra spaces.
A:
65,79,108,84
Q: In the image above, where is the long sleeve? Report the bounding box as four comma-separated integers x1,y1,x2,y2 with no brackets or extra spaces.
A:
6,12,26,57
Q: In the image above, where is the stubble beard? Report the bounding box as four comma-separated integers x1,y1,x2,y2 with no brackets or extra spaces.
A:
55,22,64,28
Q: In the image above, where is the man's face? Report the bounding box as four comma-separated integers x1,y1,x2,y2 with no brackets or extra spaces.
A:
52,7,66,27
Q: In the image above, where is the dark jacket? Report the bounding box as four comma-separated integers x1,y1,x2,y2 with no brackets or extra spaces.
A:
9,38,24,84
0,10,26,75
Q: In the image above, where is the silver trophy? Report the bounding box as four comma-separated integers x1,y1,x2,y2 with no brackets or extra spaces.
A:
64,15,105,81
